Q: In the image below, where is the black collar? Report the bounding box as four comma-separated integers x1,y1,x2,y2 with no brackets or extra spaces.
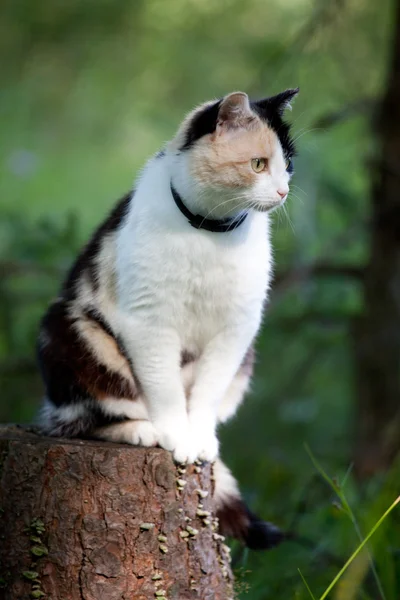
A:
170,184,248,233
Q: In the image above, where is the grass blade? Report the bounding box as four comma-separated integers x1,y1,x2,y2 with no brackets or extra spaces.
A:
298,568,317,600
332,551,370,600
304,444,341,496
318,496,400,600
305,444,387,600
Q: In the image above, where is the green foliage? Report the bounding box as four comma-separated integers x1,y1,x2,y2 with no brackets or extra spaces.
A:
299,449,400,600
0,0,399,598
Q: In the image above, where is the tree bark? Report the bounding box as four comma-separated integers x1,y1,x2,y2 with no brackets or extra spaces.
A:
0,425,233,600
352,0,400,478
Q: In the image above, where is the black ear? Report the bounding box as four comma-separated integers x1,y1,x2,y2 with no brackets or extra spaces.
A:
181,101,222,150
181,92,253,150
254,88,299,117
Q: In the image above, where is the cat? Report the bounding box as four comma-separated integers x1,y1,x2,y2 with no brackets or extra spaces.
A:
37,88,298,549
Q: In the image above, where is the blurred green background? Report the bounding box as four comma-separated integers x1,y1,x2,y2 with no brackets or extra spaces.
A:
1,0,400,598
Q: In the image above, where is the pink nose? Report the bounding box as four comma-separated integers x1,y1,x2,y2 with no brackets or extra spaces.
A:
277,189,288,199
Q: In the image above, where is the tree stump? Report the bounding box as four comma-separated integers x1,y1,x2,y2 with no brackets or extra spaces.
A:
0,425,233,600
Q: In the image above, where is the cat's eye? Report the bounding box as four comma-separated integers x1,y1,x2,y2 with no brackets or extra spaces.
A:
251,158,267,173
285,158,293,171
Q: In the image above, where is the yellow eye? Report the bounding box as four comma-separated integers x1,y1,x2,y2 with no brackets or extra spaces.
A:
251,158,267,173
285,158,292,171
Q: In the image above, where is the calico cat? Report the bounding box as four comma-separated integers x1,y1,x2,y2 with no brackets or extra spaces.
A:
37,88,298,549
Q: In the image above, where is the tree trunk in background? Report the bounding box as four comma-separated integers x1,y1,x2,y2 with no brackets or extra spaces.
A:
0,426,233,600
353,0,400,478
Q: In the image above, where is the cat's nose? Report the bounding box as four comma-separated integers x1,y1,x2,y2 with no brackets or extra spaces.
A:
277,188,288,199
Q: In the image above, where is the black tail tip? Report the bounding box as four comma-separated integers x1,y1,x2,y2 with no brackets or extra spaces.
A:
217,499,284,551
244,514,284,550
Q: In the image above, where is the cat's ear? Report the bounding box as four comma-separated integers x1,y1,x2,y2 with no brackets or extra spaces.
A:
216,92,254,131
256,88,299,117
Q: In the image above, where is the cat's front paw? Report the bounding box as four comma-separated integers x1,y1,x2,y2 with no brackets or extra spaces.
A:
189,414,219,462
198,430,219,462
154,417,194,464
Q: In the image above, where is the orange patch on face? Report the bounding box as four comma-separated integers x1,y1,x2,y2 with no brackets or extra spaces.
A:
189,118,278,188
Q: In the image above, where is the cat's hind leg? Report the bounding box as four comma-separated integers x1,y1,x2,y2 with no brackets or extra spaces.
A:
217,345,254,423
37,299,141,439
95,419,158,447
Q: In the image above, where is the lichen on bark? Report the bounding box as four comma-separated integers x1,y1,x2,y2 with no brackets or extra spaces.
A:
0,425,233,600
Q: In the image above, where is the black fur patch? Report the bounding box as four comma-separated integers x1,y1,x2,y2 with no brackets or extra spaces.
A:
38,300,137,409
44,404,130,439
64,191,132,297
251,89,299,159
180,349,197,367
217,497,284,551
180,100,222,150
244,508,284,550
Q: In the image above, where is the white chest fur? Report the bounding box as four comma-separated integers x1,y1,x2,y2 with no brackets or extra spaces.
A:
115,157,272,353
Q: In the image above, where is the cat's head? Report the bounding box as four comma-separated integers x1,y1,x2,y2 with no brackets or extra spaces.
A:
170,89,299,215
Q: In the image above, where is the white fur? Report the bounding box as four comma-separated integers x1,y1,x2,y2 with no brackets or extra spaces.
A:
39,398,86,428
100,397,149,420
213,458,241,509
110,147,279,462
217,372,252,423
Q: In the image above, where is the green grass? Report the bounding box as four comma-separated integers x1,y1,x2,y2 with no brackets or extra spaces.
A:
299,447,400,600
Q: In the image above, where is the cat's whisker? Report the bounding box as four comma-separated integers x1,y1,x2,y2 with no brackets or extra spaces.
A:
197,194,251,224
225,200,261,237
291,127,321,144
289,191,306,205
210,194,260,221
276,204,284,230
282,203,296,234
291,183,307,195
289,110,312,129
291,126,310,141
222,197,261,232
221,201,252,223
289,194,303,205
288,191,304,206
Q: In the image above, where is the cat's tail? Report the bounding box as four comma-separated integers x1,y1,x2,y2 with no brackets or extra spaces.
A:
213,458,284,550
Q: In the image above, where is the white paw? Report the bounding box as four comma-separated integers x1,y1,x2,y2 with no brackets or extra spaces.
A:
130,420,158,447
198,431,219,462
154,417,194,464
189,414,219,463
